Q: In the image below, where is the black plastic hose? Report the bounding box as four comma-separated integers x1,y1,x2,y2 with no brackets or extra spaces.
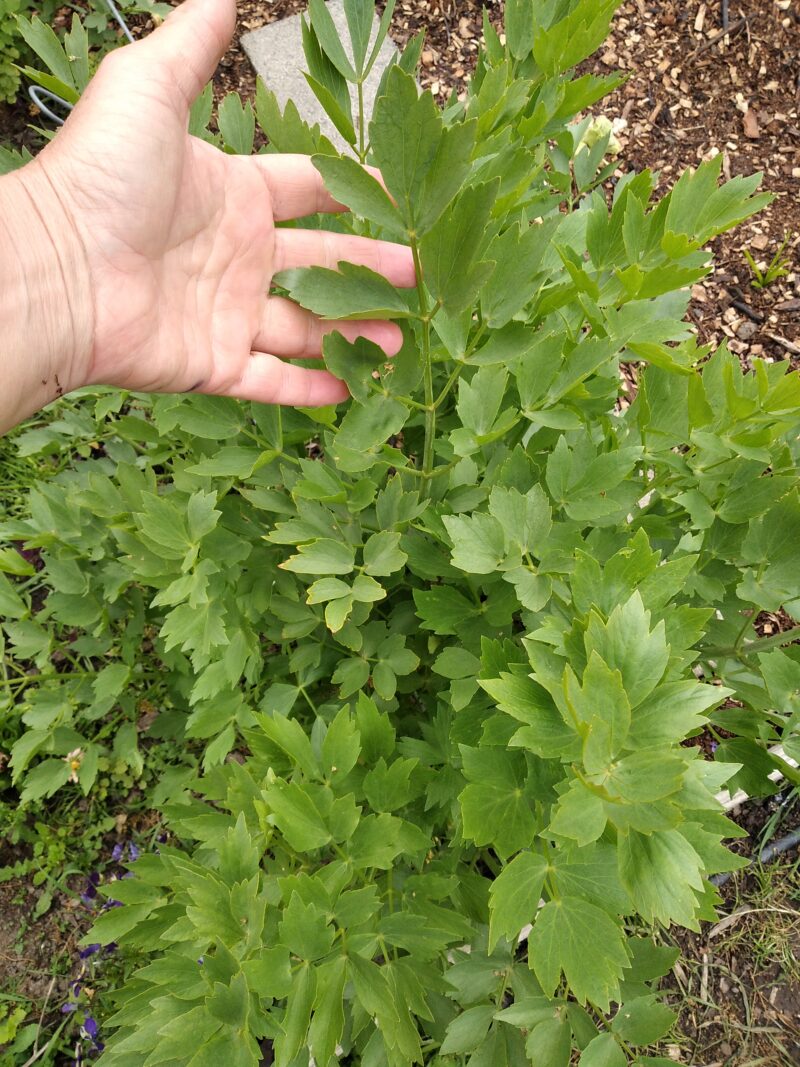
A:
711,827,800,888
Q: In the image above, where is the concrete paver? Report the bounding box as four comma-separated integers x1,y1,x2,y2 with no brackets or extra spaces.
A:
241,1,399,150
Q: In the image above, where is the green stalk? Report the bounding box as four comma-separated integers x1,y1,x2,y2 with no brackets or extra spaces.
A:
357,80,366,163
410,237,436,487
772,752,800,787
707,626,800,659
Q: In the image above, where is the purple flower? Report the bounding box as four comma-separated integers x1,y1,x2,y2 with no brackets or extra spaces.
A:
710,740,719,753
104,942,118,954
70,981,82,996
61,1002,77,1013
83,1016,99,1040
80,872,101,906
78,944,100,959
128,843,140,861
111,843,124,862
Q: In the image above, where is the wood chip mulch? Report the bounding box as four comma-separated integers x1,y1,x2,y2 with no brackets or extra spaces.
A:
214,0,800,372
1,1,798,368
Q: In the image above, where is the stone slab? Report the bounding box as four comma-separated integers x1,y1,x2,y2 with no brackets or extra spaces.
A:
241,1,399,150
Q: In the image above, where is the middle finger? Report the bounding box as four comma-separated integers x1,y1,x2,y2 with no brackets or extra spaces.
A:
273,229,416,288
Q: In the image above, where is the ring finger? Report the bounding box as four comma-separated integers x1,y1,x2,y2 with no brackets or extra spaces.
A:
255,296,404,359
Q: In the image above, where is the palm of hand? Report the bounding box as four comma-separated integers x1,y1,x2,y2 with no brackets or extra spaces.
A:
35,0,413,407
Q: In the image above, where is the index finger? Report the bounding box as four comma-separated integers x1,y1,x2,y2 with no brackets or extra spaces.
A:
254,153,384,221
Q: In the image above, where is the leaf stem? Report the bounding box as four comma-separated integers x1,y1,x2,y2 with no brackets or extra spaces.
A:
707,626,800,659
409,237,436,489
433,363,463,411
357,80,366,163
773,753,800,787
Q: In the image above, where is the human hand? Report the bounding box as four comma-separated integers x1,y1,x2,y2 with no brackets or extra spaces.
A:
1,0,414,426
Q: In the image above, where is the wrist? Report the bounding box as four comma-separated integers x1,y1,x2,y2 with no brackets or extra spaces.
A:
0,160,93,433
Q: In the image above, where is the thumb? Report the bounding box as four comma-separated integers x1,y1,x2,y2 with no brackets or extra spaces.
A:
135,0,237,105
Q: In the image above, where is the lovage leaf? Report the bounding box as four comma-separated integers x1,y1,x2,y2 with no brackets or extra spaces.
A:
488,851,548,951
618,829,705,929
529,897,630,1011
312,153,405,235
275,262,411,320
369,65,441,228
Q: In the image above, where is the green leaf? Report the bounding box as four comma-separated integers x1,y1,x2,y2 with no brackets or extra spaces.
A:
279,893,335,960
241,948,292,999
19,758,72,805
280,538,355,576
443,512,506,574
579,1033,626,1067
0,547,35,576
307,576,351,604
342,0,374,72
369,65,441,228
481,673,579,759
308,0,356,79
605,750,686,804
627,681,726,748
585,594,669,709
257,712,319,778
433,646,480,679
189,83,214,138
363,531,407,576
218,92,255,154
420,181,498,314
276,262,410,320
262,780,332,852
488,484,552,554
207,972,250,1028
505,0,535,58
302,14,356,144
618,829,705,928
321,333,392,403
612,996,677,1046
321,705,361,779
549,779,607,847
551,843,632,915
566,653,631,773
85,902,157,944
363,756,417,811
308,957,347,1065
459,746,536,858
313,153,405,235
439,1005,495,1056
488,851,548,951
417,119,477,233
275,962,316,1067
0,573,27,619
334,395,408,456
529,897,630,1011
304,72,357,146
413,586,479,635
349,812,405,868
16,16,76,88
525,1017,571,1067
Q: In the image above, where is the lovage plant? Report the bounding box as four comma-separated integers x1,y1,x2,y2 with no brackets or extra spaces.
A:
4,0,800,1064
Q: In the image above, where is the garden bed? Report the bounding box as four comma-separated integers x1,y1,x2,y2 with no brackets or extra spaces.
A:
1,2,800,1065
